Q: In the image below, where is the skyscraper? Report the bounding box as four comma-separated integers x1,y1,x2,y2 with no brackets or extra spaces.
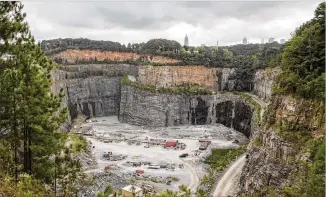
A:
216,41,219,50
280,39,285,44
184,34,189,46
243,37,247,45
261,38,264,44
268,38,275,43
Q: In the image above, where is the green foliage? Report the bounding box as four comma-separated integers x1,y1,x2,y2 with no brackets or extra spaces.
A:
157,185,191,197
0,2,89,195
277,139,325,197
121,75,214,95
252,135,263,147
275,2,325,101
142,38,181,55
205,146,246,171
197,146,246,195
15,174,50,197
69,134,88,154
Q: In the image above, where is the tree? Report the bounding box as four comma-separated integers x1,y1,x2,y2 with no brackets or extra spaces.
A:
276,2,325,100
0,2,86,195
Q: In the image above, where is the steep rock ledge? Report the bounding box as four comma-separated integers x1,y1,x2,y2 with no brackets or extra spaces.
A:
51,64,139,128
238,94,324,195
118,85,253,137
138,65,235,91
252,67,281,102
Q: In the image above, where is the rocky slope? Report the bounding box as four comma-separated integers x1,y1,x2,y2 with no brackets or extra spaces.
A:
252,67,281,102
119,85,253,137
238,94,324,195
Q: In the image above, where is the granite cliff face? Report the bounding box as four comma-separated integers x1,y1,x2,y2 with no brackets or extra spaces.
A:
252,67,281,102
138,65,235,91
119,85,253,137
51,64,138,128
51,64,277,132
238,94,324,195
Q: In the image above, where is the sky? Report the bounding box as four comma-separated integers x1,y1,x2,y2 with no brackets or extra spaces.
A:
23,1,321,46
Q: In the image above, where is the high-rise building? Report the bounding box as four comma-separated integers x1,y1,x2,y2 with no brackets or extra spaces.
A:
216,41,219,50
280,39,285,44
201,44,205,47
261,38,264,44
184,34,189,46
268,38,275,43
243,37,247,45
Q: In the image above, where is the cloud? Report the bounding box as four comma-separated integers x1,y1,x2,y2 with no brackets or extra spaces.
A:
23,1,321,46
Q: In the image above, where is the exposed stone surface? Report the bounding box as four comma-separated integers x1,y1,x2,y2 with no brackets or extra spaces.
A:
51,64,139,129
52,49,181,64
51,64,277,129
138,65,235,91
119,85,253,137
252,67,281,102
238,93,325,195
239,131,293,193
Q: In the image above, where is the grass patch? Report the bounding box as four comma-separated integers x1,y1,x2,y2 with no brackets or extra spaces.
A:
69,134,88,154
121,74,214,95
205,146,247,171
197,146,247,196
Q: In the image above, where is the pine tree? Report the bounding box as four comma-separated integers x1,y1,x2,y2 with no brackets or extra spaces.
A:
0,0,67,186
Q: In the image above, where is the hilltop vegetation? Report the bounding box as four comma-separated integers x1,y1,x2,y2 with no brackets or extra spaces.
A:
274,2,325,101
42,37,283,70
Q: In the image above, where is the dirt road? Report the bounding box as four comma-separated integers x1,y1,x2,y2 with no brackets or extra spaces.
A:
212,154,246,197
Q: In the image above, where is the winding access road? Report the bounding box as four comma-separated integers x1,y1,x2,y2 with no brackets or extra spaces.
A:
212,93,268,197
212,155,246,197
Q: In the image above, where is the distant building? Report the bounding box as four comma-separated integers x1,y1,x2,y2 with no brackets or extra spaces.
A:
216,41,219,50
261,38,264,44
184,34,189,46
243,37,248,45
280,39,285,44
201,44,206,47
121,185,143,197
268,38,275,43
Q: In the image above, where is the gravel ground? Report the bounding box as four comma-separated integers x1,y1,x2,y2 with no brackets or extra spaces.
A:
77,116,248,196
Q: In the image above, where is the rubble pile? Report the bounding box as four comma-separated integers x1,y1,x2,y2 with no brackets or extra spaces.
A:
79,172,132,197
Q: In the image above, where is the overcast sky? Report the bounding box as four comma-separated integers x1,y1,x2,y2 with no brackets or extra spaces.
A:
23,1,320,46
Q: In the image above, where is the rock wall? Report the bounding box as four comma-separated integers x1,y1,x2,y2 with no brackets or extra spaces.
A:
238,94,324,194
51,64,138,128
119,85,253,137
138,65,235,91
252,67,281,102
138,65,279,102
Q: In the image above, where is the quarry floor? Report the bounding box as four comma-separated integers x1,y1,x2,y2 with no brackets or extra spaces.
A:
79,116,248,194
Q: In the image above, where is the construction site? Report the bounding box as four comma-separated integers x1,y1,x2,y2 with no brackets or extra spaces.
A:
76,116,248,196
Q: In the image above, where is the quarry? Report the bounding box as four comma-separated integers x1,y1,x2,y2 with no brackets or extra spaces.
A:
1,2,324,197
50,59,275,196
75,116,248,196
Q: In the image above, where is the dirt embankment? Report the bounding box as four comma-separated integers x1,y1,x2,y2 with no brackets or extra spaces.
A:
51,49,181,64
